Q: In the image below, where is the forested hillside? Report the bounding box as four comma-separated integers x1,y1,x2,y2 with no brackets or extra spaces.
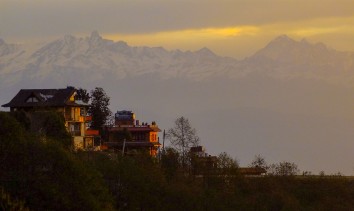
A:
1,111,354,210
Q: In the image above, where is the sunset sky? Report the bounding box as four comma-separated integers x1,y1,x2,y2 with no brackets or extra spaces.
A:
1,0,354,58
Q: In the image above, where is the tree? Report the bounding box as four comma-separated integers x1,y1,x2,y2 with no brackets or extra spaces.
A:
249,154,269,170
0,112,114,210
0,187,29,211
217,152,239,176
88,87,112,130
75,88,91,103
217,152,239,169
161,147,180,181
268,161,299,176
167,116,200,167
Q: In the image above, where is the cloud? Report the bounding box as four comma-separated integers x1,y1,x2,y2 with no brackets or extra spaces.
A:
101,15,354,58
1,0,354,57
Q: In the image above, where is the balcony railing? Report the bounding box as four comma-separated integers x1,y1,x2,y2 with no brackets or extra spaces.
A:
65,115,84,122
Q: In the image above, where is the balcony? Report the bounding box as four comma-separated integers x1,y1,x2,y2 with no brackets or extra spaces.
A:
85,129,99,136
65,115,84,122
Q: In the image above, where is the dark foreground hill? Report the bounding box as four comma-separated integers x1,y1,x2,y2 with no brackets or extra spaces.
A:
1,112,354,210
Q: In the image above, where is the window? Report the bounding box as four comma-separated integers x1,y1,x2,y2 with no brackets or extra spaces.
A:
80,107,85,116
26,97,38,102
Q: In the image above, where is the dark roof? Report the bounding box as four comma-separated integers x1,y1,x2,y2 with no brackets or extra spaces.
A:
2,87,89,108
239,167,267,175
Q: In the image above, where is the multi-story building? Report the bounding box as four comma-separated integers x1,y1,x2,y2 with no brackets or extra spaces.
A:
2,87,98,150
104,110,161,156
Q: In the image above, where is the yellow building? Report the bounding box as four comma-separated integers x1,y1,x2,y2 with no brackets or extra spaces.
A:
2,87,96,150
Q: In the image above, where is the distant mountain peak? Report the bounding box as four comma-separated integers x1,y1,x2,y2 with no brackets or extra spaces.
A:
0,32,352,88
195,47,216,57
88,31,103,44
274,34,292,41
267,35,297,46
90,31,101,38
63,34,76,44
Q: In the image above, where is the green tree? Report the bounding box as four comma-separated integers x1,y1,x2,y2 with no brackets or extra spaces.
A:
89,87,112,130
27,111,72,149
161,147,180,181
0,187,29,211
0,112,114,210
75,87,91,103
167,116,200,168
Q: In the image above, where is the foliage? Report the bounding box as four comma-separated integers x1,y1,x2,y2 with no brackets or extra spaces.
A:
161,147,180,181
89,87,112,130
2,112,354,210
216,152,239,179
268,161,300,176
217,152,239,169
9,110,31,130
28,111,72,149
41,112,72,148
249,154,269,170
0,112,114,210
75,87,91,103
0,187,29,211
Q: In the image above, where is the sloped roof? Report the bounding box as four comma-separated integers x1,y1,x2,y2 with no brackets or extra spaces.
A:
2,87,89,108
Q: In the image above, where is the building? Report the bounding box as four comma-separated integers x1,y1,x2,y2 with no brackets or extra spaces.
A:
103,110,161,156
190,146,218,175
1,87,99,150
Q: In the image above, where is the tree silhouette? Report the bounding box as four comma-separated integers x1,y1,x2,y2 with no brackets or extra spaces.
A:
88,87,112,130
249,154,269,170
75,88,91,103
167,116,200,168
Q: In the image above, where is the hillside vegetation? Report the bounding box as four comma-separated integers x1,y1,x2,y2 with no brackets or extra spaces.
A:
1,112,354,210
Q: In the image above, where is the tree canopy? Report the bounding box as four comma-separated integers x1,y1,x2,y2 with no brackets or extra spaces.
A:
88,87,112,130
2,111,354,210
75,87,91,103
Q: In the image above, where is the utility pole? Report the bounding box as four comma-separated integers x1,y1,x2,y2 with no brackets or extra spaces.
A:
122,139,126,156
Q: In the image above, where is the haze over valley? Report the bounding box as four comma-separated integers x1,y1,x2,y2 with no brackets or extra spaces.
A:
1,32,354,174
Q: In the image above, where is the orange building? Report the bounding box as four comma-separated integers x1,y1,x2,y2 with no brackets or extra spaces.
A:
104,110,161,156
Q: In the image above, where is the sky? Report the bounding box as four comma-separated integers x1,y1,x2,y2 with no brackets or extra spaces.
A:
1,0,354,58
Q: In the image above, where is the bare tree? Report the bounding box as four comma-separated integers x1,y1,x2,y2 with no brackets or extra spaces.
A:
167,116,200,167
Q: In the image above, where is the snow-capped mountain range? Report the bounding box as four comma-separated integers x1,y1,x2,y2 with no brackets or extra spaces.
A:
1,31,353,88
2,32,354,175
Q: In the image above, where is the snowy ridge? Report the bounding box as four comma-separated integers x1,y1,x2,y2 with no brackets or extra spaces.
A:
0,32,354,87
0,31,239,86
